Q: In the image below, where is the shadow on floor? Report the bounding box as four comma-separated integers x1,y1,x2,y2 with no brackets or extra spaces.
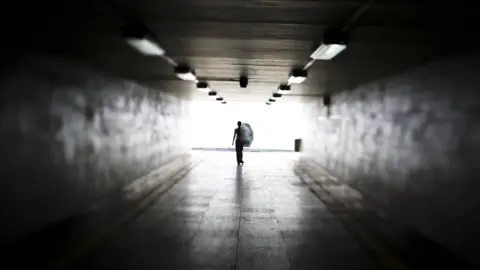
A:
295,163,478,270
0,215,82,268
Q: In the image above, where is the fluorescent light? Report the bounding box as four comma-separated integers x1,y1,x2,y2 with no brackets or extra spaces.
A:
197,88,210,93
287,75,306,84
125,38,165,56
175,66,196,81
216,97,224,101
268,98,276,102
311,28,348,60
123,25,165,56
266,102,271,105
221,101,227,104
277,84,291,94
310,43,346,60
287,69,307,84
196,82,210,92
208,91,217,96
177,72,196,81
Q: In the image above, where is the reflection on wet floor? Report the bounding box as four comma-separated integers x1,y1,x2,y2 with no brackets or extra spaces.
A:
73,152,381,270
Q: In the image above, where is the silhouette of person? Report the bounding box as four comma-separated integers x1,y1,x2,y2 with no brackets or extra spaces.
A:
232,121,244,165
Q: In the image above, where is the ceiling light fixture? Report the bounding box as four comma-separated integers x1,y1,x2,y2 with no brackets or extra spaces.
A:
323,94,332,106
123,25,165,56
268,98,276,102
196,82,210,92
310,28,348,60
175,66,196,81
239,76,248,88
221,101,227,104
287,69,307,84
216,97,224,101
266,102,271,105
272,93,282,99
208,90,217,96
277,84,291,94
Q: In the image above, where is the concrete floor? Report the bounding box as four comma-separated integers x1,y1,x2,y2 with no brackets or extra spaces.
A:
72,152,381,270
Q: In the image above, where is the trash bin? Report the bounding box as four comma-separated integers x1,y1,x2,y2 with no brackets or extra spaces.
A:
294,139,302,152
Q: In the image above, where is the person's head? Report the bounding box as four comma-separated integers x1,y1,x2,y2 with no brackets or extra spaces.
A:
237,121,242,127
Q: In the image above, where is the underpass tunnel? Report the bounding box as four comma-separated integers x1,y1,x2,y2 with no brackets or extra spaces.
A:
1,1,479,269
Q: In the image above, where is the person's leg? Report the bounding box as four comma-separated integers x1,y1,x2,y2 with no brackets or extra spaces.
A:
239,142,244,164
235,141,241,164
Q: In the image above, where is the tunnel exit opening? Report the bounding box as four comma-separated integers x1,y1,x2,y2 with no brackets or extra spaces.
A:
188,100,305,152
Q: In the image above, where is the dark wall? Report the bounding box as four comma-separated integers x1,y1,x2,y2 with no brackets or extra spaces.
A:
301,50,480,265
0,54,191,244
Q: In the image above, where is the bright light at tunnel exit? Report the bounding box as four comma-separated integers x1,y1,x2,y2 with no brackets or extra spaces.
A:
189,101,305,150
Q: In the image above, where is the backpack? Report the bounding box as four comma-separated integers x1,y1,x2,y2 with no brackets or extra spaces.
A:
239,123,254,147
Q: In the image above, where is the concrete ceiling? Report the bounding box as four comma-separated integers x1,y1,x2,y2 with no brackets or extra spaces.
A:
4,0,477,102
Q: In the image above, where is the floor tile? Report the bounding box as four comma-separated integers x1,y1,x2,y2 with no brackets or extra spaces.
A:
72,152,382,270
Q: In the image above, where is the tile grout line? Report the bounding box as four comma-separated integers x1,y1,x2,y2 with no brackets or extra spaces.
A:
49,159,203,270
294,164,409,270
233,168,245,270
184,157,221,250
187,187,221,249
278,170,311,270
273,184,293,270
